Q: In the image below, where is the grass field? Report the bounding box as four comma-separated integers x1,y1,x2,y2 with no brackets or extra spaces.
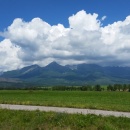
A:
0,90,130,112
0,109,130,130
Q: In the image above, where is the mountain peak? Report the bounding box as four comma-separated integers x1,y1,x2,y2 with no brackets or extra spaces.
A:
50,61,59,65
44,61,70,73
46,61,60,67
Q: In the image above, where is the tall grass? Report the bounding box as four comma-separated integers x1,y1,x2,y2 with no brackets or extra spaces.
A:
0,109,130,130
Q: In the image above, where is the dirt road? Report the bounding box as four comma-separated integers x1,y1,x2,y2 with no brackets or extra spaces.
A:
0,104,130,118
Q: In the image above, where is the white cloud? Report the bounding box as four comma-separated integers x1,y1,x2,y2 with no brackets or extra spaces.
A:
69,10,101,31
0,10,130,71
0,39,21,71
101,16,107,21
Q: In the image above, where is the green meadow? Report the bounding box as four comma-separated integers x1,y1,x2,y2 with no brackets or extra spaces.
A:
0,90,130,112
0,109,130,130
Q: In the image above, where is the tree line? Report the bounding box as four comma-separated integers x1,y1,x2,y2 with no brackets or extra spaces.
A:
52,85,102,91
52,84,130,91
0,83,130,91
107,84,130,91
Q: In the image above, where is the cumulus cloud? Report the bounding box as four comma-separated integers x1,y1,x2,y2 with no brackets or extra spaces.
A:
0,10,130,71
69,10,101,31
0,39,21,71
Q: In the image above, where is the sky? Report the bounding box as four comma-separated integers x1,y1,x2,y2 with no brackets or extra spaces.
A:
0,0,130,71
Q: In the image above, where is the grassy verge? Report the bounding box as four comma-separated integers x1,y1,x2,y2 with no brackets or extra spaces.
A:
0,109,130,130
0,90,130,112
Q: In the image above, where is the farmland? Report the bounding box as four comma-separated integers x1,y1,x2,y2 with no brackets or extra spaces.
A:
0,90,130,112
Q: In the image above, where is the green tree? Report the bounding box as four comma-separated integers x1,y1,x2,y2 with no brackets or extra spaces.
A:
94,84,101,91
107,84,113,91
123,84,127,91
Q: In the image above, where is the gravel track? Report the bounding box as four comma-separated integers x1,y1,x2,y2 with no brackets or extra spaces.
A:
0,104,130,118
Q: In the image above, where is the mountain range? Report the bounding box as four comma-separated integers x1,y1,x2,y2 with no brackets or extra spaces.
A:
1,61,130,86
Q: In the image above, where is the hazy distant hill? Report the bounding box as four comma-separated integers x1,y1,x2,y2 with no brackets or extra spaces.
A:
1,62,130,86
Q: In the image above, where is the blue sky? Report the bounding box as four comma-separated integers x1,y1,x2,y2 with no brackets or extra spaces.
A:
0,0,130,71
0,0,130,30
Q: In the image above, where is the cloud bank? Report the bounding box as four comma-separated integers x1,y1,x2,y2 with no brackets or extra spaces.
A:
0,10,130,71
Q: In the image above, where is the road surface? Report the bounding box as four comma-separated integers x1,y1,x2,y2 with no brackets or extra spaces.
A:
0,104,130,118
